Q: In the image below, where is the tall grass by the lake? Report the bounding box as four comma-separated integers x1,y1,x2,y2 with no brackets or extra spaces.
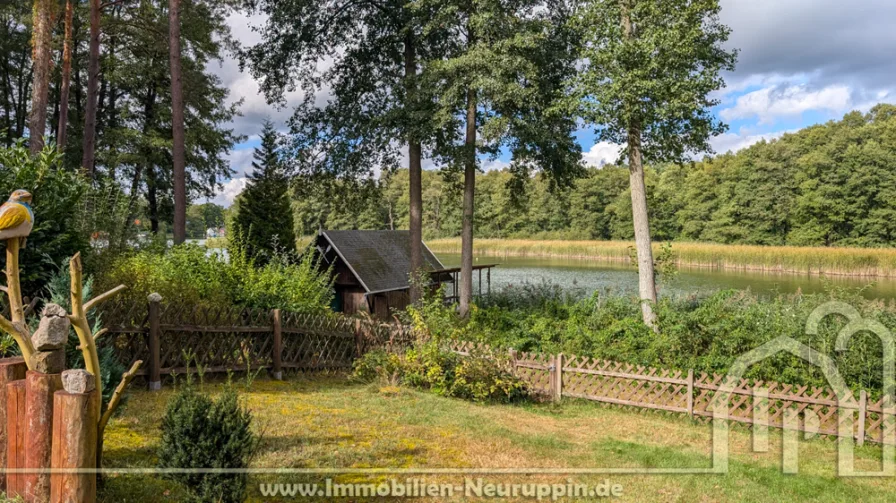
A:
426,238,896,278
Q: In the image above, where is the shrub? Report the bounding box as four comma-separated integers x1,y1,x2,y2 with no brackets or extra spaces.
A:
95,244,333,313
414,282,896,396
0,140,89,295
353,343,528,403
158,386,257,503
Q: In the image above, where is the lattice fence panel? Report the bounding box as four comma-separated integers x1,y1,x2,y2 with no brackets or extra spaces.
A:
562,356,689,412
514,351,552,395
157,304,274,374
96,299,150,374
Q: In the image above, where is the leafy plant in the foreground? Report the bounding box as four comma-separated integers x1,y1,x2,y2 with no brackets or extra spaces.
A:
158,385,257,503
353,343,528,403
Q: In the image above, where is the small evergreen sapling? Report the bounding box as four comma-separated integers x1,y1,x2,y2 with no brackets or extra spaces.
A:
158,385,257,503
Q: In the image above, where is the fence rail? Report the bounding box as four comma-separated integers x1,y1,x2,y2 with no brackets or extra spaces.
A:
96,297,411,387
446,340,896,447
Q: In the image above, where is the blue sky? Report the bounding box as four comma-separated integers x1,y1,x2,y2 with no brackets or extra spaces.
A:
209,0,896,206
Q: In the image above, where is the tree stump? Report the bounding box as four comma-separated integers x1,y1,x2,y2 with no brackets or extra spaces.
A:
50,387,97,503
24,371,62,503
7,380,26,498
0,357,26,492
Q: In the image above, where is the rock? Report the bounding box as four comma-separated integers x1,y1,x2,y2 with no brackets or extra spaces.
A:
31,303,70,351
147,292,163,303
62,369,95,394
30,350,66,374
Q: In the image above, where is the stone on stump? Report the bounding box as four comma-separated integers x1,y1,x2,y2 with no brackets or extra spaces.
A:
31,304,70,351
24,371,63,503
30,351,66,375
61,370,95,395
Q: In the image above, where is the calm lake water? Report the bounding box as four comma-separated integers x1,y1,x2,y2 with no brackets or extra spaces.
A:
435,253,896,300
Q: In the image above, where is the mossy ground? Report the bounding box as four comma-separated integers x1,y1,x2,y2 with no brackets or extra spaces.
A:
101,375,896,502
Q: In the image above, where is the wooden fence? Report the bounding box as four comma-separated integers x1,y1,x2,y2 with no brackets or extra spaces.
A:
96,297,411,387
94,298,894,446
448,341,896,447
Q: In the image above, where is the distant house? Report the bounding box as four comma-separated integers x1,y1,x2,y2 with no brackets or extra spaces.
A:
313,230,496,318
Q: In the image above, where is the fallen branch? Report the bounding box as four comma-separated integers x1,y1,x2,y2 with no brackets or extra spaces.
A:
97,360,142,435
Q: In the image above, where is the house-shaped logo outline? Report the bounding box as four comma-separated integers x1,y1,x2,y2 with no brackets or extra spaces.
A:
709,302,896,476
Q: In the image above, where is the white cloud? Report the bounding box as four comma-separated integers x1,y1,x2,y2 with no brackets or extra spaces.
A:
709,129,792,155
720,85,852,124
582,141,623,168
481,159,510,172
213,177,248,207
226,147,256,178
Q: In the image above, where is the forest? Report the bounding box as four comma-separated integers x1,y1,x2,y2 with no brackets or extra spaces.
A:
294,105,896,248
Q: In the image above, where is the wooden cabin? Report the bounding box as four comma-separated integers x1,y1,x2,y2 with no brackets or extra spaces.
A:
314,230,497,318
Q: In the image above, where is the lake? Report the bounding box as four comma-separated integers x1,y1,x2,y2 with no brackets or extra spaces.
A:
435,253,895,300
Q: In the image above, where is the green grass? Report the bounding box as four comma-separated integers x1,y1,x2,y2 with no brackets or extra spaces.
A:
100,376,896,502
427,237,896,278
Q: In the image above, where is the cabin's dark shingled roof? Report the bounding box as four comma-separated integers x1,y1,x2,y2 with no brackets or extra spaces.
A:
320,230,445,293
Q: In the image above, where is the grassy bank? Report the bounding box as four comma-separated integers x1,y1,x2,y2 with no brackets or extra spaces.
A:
101,377,896,502
427,238,896,278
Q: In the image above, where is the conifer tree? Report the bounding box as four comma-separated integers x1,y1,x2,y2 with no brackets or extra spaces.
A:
230,120,296,263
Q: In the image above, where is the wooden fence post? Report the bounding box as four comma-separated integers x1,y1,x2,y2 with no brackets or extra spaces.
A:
50,376,98,503
271,309,283,381
0,357,26,493
554,354,563,402
857,390,867,447
25,371,63,503
687,369,694,418
147,293,162,391
6,380,25,499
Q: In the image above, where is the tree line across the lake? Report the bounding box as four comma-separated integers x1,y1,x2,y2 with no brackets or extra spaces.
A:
291,105,896,249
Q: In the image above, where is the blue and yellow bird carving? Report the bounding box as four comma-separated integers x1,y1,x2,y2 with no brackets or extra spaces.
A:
0,190,34,240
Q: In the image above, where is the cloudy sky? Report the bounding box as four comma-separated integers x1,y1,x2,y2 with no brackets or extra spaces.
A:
209,0,896,205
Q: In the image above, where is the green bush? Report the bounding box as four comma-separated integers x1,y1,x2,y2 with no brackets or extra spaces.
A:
158,386,257,503
0,140,89,295
353,343,528,403
414,282,896,396
95,244,333,313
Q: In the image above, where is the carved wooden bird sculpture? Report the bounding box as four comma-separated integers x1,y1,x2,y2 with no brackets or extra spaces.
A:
0,190,34,240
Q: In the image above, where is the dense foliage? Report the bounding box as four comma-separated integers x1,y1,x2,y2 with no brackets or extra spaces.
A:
354,343,528,403
408,281,896,395
0,142,89,294
158,386,256,503
95,245,333,313
296,105,896,248
229,120,296,263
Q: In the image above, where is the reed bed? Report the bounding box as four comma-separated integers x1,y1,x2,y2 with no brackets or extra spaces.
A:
426,238,896,278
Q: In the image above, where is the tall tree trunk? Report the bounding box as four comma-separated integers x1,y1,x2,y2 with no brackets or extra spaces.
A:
28,0,55,155
81,0,100,176
147,166,160,234
169,0,187,244
405,34,423,303
622,1,658,330
57,0,73,151
458,88,476,318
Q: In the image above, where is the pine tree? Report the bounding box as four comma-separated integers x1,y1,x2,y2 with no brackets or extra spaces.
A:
230,120,296,264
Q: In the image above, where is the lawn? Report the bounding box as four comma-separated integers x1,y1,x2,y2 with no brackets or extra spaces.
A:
101,376,896,502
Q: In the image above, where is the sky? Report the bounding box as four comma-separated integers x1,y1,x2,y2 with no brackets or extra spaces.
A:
208,0,896,206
